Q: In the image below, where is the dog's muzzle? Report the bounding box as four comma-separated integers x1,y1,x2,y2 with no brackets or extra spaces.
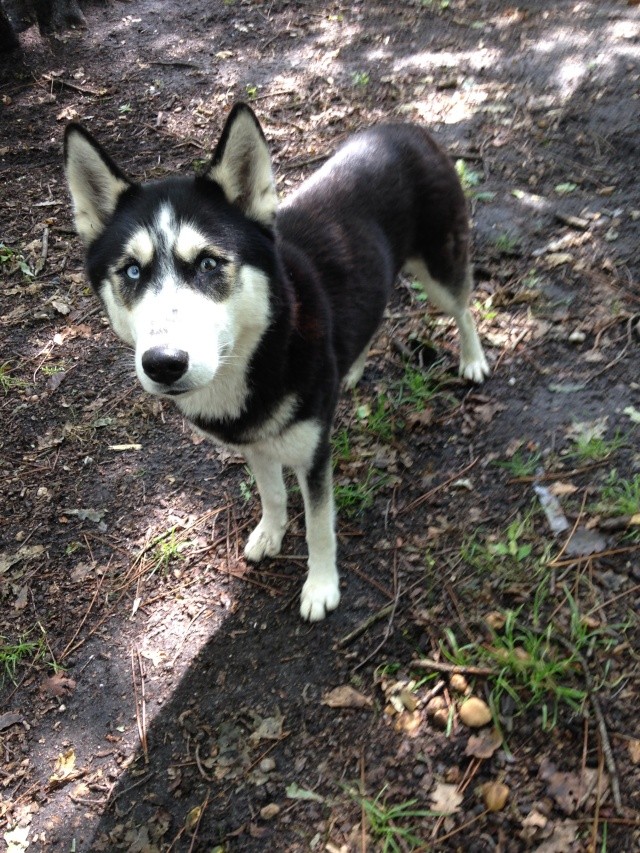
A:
141,346,189,388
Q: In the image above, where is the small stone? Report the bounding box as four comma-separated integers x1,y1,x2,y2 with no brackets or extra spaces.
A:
568,329,586,344
260,803,280,820
259,757,276,773
459,696,492,728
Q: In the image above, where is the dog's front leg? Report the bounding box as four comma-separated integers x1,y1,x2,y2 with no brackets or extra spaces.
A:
243,449,288,562
296,449,340,622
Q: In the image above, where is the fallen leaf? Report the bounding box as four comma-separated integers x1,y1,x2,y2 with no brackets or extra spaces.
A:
285,782,324,802
4,825,30,853
260,803,280,820
542,764,608,815
430,781,463,814
50,748,77,783
465,727,503,759
628,739,640,765
322,685,372,709
184,805,202,832
0,712,23,731
43,671,77,698
534,820,579,852
0,544,45,573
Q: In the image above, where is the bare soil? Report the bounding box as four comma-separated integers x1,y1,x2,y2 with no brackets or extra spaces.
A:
1,1,639,851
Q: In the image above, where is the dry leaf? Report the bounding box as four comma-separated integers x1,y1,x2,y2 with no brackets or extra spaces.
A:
322,685,372,709
465,727,503,759
628,739,640,765
430,781,463,814
534,820,579,852
543,765,608,815
43,671,77,698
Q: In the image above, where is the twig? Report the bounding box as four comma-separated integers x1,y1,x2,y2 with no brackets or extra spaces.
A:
335,603,394,649
42,73,109,97
400,457,479,514
352,561,401,672
554,636,623,815
360,749,367,853
131,648,148,765
410,658,496,677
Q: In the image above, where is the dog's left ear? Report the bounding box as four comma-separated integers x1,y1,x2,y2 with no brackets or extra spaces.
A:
206,103,278,228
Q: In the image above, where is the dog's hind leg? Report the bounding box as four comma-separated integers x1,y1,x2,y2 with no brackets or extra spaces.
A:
404,259,489,383
243,450,288,562
296,447,340,622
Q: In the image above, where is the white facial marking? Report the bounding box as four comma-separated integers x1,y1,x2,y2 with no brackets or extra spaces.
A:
175,223,212,264
123,228,154,267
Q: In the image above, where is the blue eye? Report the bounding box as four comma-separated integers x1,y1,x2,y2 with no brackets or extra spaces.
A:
125,264,141,281
199,257,217,273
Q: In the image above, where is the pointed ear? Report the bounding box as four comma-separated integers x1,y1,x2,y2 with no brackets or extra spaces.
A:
206,103,277,227
64,124,132,246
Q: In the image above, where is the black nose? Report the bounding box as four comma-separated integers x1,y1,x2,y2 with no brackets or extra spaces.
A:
141,347,189,385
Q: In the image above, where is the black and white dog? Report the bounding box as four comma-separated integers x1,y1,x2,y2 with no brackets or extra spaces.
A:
64,103,489,621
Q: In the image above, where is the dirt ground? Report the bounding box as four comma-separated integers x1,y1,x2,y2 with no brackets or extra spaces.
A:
1,1,640,851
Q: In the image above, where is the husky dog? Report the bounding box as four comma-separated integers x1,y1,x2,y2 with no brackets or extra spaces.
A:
64,103,489,621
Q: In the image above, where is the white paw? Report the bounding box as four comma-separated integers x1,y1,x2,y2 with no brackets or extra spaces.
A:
300,576,340,622
244,519,286,562
460,353,490,384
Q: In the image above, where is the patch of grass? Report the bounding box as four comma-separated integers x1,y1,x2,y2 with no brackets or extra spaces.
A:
332,427,352,463
245,83,258,100
40,361,66,376
393,363,441,410
352,71,370,87
355,395,395,443
353,786,435,852
455,158,482,194
599,470,640,517
461,514,541,576
568,428,627,463
0,242,34,278
0,631,47,684
495,449,542,478
0,362,28,394
441,606,588,730
335,468,385,517
491,231,521,256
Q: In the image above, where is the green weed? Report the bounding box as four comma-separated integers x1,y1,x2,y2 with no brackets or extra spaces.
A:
335,468,384,517
568,428,626,462
599,470,640,516
441,606,588,730
455,158,482,194
355,395,395,443
495,449,542,478
0,362,27,394
492,231,521,256
353,786,435,852
332,427,352,463
0,242,34,278
0,632,47,684
393,363,441,410
352,71,370,87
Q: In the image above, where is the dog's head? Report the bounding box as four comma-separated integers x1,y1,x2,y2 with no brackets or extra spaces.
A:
64,104,278,405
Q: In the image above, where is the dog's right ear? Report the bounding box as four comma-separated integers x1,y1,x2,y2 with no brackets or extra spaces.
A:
64,124,132,246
